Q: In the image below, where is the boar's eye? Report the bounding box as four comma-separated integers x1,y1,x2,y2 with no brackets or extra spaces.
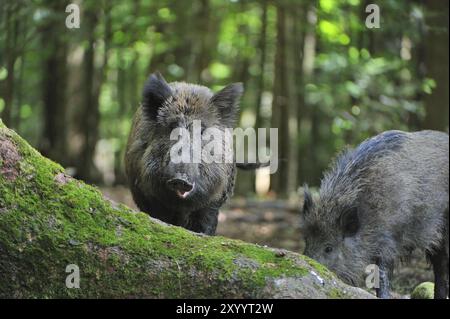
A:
324,246,333,254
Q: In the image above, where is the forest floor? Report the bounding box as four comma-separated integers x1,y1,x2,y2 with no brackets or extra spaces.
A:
101,186,434,298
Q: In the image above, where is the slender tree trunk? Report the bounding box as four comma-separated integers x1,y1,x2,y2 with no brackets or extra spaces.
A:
114,52,131,186
40,1,69,166
254,0,268,136
423,0,449,132
196,0,212,82
253,0,268,192
302,4,318,185
294,4,307,186
233,12,256,196
172,1,195,76
189,0,217,83
285,6,299,195
77,4,111,183
270,5,289,197
13,56,25,131
410,13,426,130
12,13,28,131
77,9,99,182
115,1,143,185
1,2,19,128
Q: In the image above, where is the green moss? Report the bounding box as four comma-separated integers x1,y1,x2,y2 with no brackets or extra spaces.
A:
0,121,346,298
411,282,434,299
327,288,346,299
302,255,334,280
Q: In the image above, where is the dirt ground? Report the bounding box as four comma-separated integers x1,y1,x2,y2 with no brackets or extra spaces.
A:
101,186,434,298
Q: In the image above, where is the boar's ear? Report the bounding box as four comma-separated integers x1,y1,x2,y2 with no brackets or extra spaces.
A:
142,72,172,120
210,83,243,127
340,207,359,237
302,185,314,216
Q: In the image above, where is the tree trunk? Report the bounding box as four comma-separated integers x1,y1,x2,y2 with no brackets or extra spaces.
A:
0,120,374,299
13,39,26,131
233,2,255,196
270,5,289,197
294,4,307,186
77,4,111,183
40,1,69,166
1,1,20,128
77,11,99,182
253,0,268,192
301,4,318,185
423,0,449,132
285,7,299,195
194,0,214,83
184,0,217,83
113,52,128,186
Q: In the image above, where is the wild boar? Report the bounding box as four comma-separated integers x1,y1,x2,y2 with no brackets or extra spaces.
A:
125,72,243,235
301,130,449,298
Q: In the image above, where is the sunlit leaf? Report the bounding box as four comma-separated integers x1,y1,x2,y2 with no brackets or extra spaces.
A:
0,67,7,81
320,0,336,13
20,104,32,119
209,62,231,79
422,78,436,94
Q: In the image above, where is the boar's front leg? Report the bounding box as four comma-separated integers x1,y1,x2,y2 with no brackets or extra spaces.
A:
428,209,449,299
375,259,392,299
428,243,449,299
188,207,220,235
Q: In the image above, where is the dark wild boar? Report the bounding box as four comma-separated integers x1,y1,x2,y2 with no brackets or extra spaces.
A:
301,130,449,298
125,72,244,235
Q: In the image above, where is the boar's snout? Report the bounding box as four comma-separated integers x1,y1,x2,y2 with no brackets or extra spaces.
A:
167,176,195,199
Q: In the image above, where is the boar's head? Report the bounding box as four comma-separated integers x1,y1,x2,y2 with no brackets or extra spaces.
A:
135,72,243,210
300,184,371,287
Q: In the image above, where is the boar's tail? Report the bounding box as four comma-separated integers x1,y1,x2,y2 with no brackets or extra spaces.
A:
236,162,270,170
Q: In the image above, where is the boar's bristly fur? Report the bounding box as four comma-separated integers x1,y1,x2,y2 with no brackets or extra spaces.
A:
301,130,449,299
125,73,243,235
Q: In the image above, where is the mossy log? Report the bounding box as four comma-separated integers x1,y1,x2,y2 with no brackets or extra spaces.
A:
0,120,375,299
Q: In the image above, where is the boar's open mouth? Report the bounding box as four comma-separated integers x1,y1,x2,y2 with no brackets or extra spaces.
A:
175,187,194,199
167,178,195,200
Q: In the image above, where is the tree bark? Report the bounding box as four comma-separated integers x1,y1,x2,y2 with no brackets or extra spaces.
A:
40,0,69,166
270,5,289,197
285,6,299,194
0,120,374,299
294,4,307,186
113,52,129,186
252,0,268,193
77,4,111,183
1,1,20,128
302,4,319,185
423,0,449,132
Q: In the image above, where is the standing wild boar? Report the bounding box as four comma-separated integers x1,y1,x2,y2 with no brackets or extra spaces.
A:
125,72,243,235
301,130,449,298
